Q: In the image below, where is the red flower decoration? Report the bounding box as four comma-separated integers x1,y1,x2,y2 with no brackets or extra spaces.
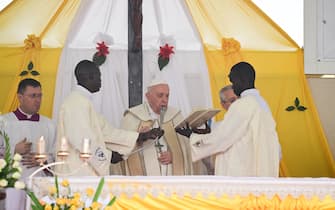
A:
159,44,174,59
158,44,174,71
93,41,109,66
96,41,109,56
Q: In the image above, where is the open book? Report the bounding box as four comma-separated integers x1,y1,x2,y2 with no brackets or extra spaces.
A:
175,108,221,129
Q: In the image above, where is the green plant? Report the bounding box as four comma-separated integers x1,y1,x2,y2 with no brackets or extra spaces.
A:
27,176,116,210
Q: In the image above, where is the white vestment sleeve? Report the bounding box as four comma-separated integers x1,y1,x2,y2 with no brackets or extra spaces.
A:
100,112,139,155
189,100,252,162
57,97,113,175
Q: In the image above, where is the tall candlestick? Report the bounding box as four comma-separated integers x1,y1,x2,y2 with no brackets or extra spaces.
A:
60,137,68,152
37,136,45,154
82,138,90,154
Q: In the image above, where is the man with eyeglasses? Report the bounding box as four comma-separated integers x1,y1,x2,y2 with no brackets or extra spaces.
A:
0,78,56,210
219,85,238,111
199,85,239,175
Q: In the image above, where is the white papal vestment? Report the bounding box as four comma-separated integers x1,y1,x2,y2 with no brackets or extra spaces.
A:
121,103,196,176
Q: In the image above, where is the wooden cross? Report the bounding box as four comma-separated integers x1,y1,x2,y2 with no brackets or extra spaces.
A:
128,0,143,108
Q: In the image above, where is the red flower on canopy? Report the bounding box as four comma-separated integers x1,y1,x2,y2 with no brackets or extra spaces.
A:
159,44,174,59
96,41,109,56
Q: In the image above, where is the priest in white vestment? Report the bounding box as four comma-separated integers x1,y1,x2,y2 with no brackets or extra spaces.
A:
121,79,207,176
201,85,239,175
56,60,163,176
177,62,281,177
0,78,56,210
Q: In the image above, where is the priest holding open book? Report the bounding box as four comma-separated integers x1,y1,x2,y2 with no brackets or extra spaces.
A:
176,62,281,177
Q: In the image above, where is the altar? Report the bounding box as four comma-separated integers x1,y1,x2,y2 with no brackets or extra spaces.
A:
28,176,335,209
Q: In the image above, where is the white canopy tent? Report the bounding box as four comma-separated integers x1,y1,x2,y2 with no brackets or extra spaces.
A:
52,0,212,127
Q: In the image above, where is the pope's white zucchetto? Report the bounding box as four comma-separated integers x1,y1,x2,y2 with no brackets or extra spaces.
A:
147,78,168,88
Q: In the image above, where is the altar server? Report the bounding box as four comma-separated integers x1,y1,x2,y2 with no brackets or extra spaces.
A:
177,62,281,177
55,60,163,176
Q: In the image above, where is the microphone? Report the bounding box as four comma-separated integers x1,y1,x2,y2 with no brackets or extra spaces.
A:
159,106,167,126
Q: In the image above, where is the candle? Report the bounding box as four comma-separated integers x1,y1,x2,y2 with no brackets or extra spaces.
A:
60,137,68,152
82,138,90,154
37,136,45,154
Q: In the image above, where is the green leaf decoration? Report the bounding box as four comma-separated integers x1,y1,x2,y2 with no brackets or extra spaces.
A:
26,190,44,210
286,106,295,111
107,196,117,206
30,70,40,76
28,61,34,70
31,205,41,210
0,131,11,165
32,204,43,210
286,97,307,112
55,176,59,198
19,70,29,76
93,177,105,202
297,106,307,111
294,97,300,107
20,61,40,77
92,52,106,66
158,56,169,71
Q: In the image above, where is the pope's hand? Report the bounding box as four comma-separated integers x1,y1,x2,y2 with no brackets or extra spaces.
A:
137,128,164,144
158,151,172,165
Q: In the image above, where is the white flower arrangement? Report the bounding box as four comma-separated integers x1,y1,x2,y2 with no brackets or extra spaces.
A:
0,131,25,189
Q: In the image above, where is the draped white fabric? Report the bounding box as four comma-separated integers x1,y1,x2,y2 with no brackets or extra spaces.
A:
30,176,335,199
52,0,212,127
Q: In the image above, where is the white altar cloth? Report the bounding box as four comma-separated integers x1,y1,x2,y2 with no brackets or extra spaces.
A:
28,176,335,199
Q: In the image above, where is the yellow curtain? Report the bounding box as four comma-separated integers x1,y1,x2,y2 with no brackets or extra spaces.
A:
0,0,80,117
206,38,243,120
185,0,335,177
0,47,62,116
2,34,42,113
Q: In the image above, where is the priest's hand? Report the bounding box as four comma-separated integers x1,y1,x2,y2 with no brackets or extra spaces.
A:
175,124,192,138
21,152,40,168
137,128,164,144
14,138,32,155
192,123,211,134
111,151,123,164
158,151,172,165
